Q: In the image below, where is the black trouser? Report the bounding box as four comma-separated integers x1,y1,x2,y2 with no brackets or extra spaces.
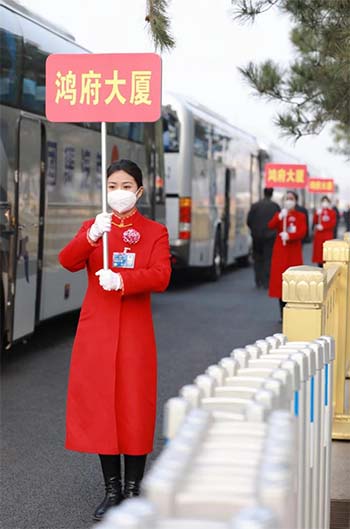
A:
99,454,147,483
252,237,275,288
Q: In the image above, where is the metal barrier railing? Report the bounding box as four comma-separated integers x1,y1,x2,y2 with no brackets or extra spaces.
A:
93,335,334,529
282,232,350,440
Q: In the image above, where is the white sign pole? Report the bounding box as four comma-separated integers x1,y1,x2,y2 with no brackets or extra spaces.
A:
283,214,287,247
101,122,109,270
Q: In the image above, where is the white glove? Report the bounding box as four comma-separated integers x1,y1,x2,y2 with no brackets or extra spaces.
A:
95,269,122,291
89,213,112,242
316,224,324,231
279,231,289,242
317,208,322,215
279,208,288,220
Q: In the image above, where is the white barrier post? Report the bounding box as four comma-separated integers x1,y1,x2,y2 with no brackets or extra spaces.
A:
276,345,316,529
101,497,157,529
206,365,228,386
273,333,287,345
255,340,272,354
231,348,251,368
245,344,262,359
163,397,190,442
229,506,279,529
319,336,335,529
219,357,239,377
283,341,324,529
194,374,217,398
289,352,308,529
179,385,203,409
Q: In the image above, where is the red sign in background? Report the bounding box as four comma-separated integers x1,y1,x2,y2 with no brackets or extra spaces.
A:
308,178,335,193
264,163,308,189
46,53,162,122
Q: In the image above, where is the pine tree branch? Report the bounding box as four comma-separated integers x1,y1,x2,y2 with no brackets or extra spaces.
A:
231,0,281,22
232,0,350,151
145,0,175,52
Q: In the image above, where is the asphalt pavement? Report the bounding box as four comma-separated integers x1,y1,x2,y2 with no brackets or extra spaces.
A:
1,244,349,529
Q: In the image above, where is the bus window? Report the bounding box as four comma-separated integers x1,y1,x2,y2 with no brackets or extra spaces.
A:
22,33,46,113
129,123,144,143
163,111,179,153
212,131,226,162
81,122,101,132
110,123,130,139
20,16,83,115
0,7,23,107
194,119,209,158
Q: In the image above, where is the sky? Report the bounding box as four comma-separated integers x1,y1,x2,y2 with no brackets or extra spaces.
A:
18,0,349,203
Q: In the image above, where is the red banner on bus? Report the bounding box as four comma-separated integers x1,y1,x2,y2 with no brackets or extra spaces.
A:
264,163,308,188
46,53,162,122
308,178,335,193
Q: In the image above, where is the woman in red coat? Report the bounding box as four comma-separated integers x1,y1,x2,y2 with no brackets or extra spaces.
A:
59,159,171,521
268,191,306,320
312,196,337,266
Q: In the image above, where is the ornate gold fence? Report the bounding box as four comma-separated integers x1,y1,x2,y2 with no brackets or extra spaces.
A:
282,234,350,439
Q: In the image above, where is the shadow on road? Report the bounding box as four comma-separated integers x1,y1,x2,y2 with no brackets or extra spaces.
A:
1,311,80,371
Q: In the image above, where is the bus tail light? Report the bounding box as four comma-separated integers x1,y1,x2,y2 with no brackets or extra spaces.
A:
179,197,191,240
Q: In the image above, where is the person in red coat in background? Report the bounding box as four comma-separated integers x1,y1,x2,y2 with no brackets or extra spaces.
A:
59,159,171,521
312,195,337,266
268,191,307,321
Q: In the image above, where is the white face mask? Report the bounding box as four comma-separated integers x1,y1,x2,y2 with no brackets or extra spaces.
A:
107,189,137,214
321,201,329,208
284,199,296,210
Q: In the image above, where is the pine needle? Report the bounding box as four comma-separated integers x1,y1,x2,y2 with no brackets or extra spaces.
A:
146,0,175,52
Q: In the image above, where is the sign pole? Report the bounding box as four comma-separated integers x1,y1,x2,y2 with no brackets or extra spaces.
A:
283,215,287,247
101,121,109,270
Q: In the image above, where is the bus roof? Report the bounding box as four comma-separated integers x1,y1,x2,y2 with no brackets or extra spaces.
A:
165,92,258,144
1,0,86,47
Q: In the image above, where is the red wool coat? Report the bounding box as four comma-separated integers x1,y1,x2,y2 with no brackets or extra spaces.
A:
268,210,306,299
312,208,336,264
59,210,171,455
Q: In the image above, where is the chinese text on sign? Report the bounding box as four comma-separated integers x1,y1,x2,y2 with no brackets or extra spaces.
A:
46,53,162,122
308,178,335,193
264,163,308,189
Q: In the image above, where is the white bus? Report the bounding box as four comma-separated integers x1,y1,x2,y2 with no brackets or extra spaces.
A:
0,0,165,350
162,93,264,280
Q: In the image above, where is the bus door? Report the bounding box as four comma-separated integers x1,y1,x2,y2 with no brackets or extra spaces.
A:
13,116,43,341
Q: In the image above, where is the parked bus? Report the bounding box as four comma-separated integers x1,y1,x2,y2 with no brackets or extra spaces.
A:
162,93,265,280
0,0,165,350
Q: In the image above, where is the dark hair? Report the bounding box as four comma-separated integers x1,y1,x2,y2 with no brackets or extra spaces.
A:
287,191,298,201
264,187,273,198
321,195,330,202
107,159,143,188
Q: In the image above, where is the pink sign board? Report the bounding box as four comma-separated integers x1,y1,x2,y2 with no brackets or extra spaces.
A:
46,53,162,122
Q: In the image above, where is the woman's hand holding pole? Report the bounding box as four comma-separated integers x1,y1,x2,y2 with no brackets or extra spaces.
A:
279,208,288,247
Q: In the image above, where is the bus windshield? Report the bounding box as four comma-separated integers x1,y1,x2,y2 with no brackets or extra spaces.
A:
163,108,180,153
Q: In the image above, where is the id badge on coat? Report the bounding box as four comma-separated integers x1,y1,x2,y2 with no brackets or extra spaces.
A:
287,223,296,234
113,252,136,269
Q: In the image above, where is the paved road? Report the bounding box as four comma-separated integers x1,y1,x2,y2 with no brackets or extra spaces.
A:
2,246,349,529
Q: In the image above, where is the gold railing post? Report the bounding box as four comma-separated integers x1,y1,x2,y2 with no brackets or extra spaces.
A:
282,265,326,341
323,238,350,439
344,232,350,379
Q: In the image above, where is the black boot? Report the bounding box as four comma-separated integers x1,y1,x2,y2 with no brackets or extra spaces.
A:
123,454,147,499
123,479,141,499
93,476,123,521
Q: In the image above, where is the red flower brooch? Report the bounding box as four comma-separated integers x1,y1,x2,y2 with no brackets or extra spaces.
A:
122,228,141,245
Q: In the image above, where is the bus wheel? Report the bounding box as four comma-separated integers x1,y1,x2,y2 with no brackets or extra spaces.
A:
207,231,222,281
